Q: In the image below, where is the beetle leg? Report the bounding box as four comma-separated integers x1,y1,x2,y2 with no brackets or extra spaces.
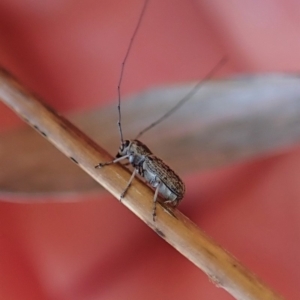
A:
164,198,180,207
152,181,161,221
120,168,138,200
95,154,129,168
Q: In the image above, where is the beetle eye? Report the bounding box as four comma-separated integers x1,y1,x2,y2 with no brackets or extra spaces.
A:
121,140,130,151
116,140,130,157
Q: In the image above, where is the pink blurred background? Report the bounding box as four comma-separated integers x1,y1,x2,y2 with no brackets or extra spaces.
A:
0,0,300,299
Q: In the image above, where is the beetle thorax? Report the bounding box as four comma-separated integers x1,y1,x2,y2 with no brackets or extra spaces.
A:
117,139,152,167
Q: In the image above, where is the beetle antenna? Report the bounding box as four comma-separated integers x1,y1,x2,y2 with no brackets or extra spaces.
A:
135,56,227,140
117,0,149,144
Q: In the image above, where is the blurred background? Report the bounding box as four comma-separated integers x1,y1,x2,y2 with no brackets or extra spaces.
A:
0,0,300,299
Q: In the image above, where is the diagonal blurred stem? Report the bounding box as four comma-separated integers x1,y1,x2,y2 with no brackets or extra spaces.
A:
0,67,283,300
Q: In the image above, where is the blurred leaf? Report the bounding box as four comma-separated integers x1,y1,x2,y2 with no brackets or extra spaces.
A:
1,74,300,199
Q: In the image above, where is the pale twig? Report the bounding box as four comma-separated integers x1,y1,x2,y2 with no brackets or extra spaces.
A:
0,68,284,300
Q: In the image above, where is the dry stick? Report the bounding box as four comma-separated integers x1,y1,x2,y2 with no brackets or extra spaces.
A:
0,68,283,300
